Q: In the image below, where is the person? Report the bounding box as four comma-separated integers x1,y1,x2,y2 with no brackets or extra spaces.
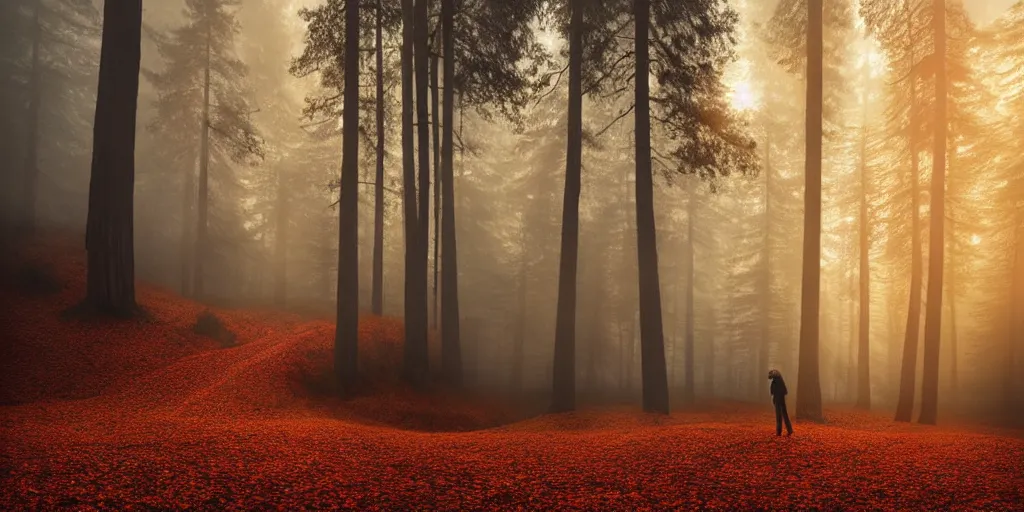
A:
768,369,793,436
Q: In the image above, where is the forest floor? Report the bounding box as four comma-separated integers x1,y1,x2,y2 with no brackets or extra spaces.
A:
1,235,1023,511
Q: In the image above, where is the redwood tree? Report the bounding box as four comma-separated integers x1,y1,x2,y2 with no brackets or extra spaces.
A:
796,0,824,422
84,0,143,317
918,0,947,426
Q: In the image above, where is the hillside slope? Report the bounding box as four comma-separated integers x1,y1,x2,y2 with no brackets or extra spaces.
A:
1,236,1022,510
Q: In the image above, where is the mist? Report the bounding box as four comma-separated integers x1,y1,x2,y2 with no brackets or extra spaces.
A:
1,0,1023,508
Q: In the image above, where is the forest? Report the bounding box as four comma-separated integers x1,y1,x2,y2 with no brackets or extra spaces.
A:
1,0,1023,509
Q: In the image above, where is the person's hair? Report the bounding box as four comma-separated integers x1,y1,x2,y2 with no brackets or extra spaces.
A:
768,369,781,379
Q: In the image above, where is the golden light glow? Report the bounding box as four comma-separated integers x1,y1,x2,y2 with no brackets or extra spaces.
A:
729,80,759,112
970,234,982,245
726,58,760,112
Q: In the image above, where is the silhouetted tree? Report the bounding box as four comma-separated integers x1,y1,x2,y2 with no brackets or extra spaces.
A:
373,0,387,316
796,0,824,422
83,0,142,317
551,0,583,412
334,0,361,395
439,0,464,387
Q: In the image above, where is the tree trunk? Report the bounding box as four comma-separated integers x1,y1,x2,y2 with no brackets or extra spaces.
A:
796,0,824,422
22,0,42,234
918,0,947,426
400,0,428,387
633,0,669,415
193,21,212,300
670,283,680,389
372,0,385,316
895,0,922,422
431,32,441,329
1008,224,1022,406
848,268,857,402
551,0,583,413
273,166,288,307
704,308,715,398
84,0,142,316
415,0,432,384
335,0,361,396
857,90,871,409
945,141,959,401
683,178,696,406
180,158,195,298
760,132,772,392
440,0,462,387
512,235,526,393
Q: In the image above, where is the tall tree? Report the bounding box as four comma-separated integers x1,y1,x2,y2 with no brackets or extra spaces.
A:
272,162,288,306
683,178,697,406
83,0,142,316
400,0,429,386
430,29,441,328
415,0,431,350
918,0,947,426
796,0,824,422
335,0,361,395
0,0,99,234
372,0,386,316
634,0,669,414
439,0,463,386
856,67,871,410
861,0,925,422
21,0,43,234
759,133,772,399
147,0,263,300
551,0,583,413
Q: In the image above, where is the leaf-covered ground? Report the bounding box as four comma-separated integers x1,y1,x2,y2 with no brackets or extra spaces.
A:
2,236,1023,510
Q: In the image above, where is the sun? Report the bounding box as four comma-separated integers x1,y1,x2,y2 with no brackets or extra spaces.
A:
729,80,760,112
725,58,760,112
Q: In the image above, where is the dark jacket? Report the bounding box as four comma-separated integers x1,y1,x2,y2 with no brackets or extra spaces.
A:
770,376,788,403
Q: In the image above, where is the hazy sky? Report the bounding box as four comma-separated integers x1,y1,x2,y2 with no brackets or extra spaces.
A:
965,0,1017,26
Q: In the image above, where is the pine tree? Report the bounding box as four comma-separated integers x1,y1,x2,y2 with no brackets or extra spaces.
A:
0,0,99,233
146,0,264,299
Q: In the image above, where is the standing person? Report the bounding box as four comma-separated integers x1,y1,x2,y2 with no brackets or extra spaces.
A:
769,369,794,436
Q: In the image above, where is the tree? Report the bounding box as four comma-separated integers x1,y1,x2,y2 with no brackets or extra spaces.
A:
146,0,264,299
0,0,99,234
683,178,698,405
83,0,142,317
856,71,871,410
414,0,432,383
634,0,669,414
796,0,824,422
399,0,429,387
439,0,463,387
551,0,583,413
861,0,924,422
372,0,386,316
917,0,947,426
436,0,547,386
334,0,361,395
766,0,853,135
